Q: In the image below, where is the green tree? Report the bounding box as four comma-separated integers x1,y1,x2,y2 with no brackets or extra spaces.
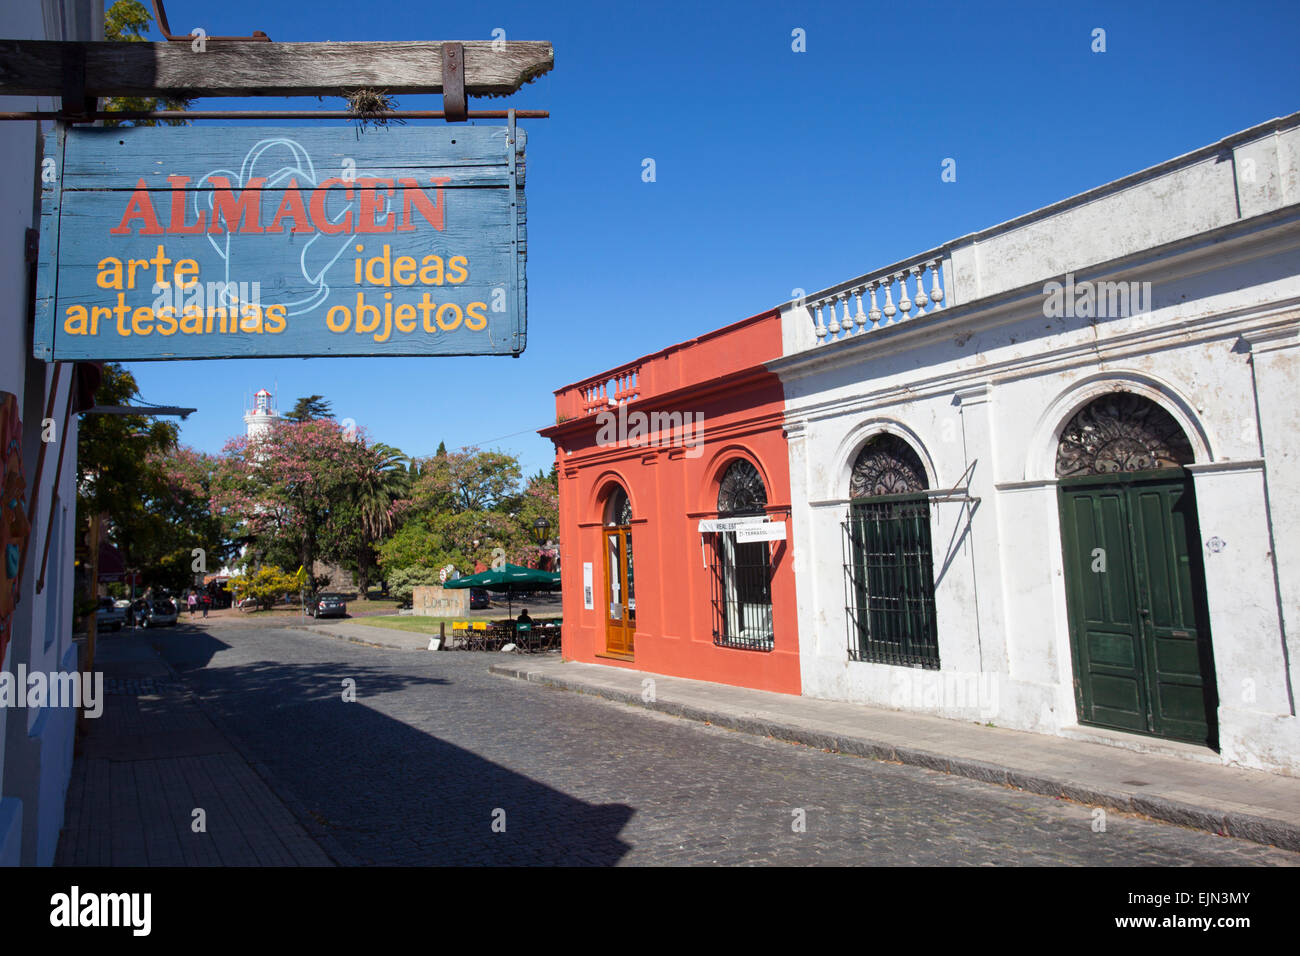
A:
132,446,234,592
333,441,410,599
102,1,191,127
378,447,557,581
384,565,445,605
77,364,186,591
284,395,333,423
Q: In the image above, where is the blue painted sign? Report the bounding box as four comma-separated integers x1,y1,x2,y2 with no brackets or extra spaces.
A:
35,123,527,360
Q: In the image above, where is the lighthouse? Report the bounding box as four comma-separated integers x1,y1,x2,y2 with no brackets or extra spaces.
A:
243,388,279,442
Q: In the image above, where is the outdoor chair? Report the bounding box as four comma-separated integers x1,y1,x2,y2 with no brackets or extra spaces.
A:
469,621,489,651
451,620,470,650
514,622,536,653
484,621,513,652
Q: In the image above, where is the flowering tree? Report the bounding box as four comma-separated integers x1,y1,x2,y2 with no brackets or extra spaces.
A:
136,445,234,589
213,420,410,599
212,419,364,596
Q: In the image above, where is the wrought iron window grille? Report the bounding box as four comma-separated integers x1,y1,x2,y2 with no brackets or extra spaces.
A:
710,460,775,652
842,435,941,670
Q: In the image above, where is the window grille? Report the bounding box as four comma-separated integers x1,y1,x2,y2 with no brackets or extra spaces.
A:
710,532,774,651
710,459,774,651
843,494,940,669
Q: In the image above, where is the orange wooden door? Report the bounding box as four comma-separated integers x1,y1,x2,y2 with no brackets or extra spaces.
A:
603,528,635,656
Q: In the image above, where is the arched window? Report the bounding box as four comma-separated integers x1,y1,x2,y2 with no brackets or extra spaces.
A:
844,434,939,669
710,460,774,651
718,459,768,514
1055,392,1194,478
603,486,633,527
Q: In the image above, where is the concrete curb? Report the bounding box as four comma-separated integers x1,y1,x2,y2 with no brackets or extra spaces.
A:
489,662,1300,853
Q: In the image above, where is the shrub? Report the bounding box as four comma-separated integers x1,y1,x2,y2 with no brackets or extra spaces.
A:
230,565,306,611
384,564,445,605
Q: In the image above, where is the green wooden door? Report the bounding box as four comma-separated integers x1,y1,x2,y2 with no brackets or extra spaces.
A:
1059,471,1217,747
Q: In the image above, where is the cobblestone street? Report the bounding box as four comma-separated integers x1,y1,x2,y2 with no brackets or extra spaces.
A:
121,624,1300,866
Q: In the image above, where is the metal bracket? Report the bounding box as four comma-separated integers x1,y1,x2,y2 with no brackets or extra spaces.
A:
150,0,270,41
441,42,467,122
60,44,95,122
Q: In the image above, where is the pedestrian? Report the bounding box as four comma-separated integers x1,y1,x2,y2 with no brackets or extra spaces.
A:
187,591,197,617
201,592,210,618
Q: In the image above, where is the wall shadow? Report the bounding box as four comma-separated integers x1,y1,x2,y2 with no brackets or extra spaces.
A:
151,634,635,866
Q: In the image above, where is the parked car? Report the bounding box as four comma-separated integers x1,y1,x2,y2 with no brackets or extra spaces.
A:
469,587,491,610
93,597,126,632
137,597,178,628
312,593,347,618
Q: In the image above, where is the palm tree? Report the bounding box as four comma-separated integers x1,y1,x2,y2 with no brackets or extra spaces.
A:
351,442,410,598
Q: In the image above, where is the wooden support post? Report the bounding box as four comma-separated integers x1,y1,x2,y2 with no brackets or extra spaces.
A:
85,512,100,677
0,40,553,98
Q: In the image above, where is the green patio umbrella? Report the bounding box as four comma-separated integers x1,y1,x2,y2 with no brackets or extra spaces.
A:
444,563,561,617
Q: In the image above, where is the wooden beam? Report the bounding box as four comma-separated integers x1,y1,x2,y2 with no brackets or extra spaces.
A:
0,40,553,98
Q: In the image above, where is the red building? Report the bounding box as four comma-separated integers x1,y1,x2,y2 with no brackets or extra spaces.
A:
539,310,799,694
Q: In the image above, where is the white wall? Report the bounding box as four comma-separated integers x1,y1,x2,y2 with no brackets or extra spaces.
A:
776,114,1300,775
0,0,103,867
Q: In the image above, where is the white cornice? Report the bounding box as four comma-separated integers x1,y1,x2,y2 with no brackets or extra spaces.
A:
1185,458,1266,476
779,296,1300,428
772,210,1300,386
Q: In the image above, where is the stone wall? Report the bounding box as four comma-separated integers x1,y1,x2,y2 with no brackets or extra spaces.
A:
412,586,470,616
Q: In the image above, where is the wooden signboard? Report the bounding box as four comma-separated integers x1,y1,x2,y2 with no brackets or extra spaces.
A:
35,123,527,360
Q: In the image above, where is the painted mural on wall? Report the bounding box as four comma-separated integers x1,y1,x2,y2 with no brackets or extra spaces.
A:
36,124,528,360
0,392,29,665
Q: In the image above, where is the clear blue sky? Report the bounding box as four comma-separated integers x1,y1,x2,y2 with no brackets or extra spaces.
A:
120,0,1300,477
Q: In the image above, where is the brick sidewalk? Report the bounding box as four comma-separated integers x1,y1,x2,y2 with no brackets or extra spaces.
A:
55,633,335,866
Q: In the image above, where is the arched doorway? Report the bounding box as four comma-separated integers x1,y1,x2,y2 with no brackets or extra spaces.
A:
601,485,635,658
843,434,939,668
1056,392,1218,747
710,459,774,650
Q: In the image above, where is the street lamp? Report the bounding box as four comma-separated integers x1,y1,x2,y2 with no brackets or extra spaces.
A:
531,517,551,546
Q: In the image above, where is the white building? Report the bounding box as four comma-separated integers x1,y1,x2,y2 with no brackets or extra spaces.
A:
0,0,102,866
774,111,1300,776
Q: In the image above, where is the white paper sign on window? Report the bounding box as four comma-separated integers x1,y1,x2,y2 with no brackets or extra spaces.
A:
583,562,594,610
735,521,787,543
698,517,769,533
